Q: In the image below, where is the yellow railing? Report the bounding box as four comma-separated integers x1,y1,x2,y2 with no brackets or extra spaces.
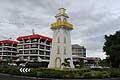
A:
51,21,73,29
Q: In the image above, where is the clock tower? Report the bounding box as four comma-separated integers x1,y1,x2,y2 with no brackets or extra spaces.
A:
48,8,74,68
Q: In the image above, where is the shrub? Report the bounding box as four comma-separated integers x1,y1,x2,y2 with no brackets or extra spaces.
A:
7,68,21,75
101,71,110,78
110,68,120,77
82,71,110,78
0,67,120,79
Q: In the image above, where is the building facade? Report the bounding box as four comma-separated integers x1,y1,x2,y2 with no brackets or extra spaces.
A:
16,34,52,66
0,40,18,63
84,57,101,68
48,8,74,68
72,44,86,67
72,44,86,58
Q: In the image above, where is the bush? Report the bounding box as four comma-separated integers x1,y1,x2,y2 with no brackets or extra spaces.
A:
82,71,110,78
110,68,120,77
0,67,120,79
7,68,21,75
101,71,110,78
25,68,64,78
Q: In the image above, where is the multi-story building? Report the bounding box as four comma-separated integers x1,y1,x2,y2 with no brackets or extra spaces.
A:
0,40,18,63
72,44,86,67
16,34,52,67
84,57,101,68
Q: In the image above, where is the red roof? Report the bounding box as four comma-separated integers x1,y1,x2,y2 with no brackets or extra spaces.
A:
17,34,52,42
0,40,18,44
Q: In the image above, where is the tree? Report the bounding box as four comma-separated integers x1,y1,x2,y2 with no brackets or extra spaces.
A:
99,58,110,67
103,31,120,68
79,58,84,67
61,58,71,68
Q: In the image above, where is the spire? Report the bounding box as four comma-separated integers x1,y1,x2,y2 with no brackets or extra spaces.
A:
55,8,69,18
59,0,64,9
59,8,65,14
51,8,73,30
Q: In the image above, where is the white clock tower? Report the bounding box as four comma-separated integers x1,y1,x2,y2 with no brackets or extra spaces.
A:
48,8,74,68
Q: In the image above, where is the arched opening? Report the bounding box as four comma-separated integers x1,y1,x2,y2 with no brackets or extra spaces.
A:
57,46,60,54
58,37,60,43
55,57,61,68
64,36,66,43
57,18,61,21
63,18,67,22
64,46,66,55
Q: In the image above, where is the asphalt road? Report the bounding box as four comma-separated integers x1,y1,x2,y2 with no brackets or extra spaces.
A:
0,73,120,80
0,73,45,80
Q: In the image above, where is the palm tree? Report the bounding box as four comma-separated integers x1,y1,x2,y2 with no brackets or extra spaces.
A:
61,58,71,68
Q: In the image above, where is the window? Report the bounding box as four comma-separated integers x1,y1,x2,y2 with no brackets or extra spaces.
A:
64,36,66,43
64,47,66,55
25,40,30,43
13,44,17,47
40,39,45,43
39,51,44,55
44,57,50,60
58,37,60,43
19,41,24,44
31,50,38,54
24,50,29,54
31,44,38,48
46,52,50,55
57,18,61,21
19,51,22,53
46,41,50,45
32,39,38,42
18,45,23,49
63,18,67,22
57,46,60,54
24,45,29,48
46,46,50,50
40,45,44,49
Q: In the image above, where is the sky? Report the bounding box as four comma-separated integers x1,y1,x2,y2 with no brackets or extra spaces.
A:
0,0,120,59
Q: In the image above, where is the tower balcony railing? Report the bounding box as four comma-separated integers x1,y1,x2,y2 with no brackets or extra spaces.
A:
51,21,73,29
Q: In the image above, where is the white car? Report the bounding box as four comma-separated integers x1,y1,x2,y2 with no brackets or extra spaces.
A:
19,63,26,67
8,63,17,66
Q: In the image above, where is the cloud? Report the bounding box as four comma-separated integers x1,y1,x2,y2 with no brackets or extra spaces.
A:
0,0,120,59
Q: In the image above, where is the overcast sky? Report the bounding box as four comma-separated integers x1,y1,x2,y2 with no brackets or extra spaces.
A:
0,0,120,59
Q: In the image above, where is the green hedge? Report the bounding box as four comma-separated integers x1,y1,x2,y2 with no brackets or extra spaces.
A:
82,71,110,78
0,67,120,79
109,68,120,77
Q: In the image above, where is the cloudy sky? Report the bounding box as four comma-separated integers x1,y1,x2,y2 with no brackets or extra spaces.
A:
0,0,120,59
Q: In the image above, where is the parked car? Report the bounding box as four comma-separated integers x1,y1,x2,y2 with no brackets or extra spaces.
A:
19,63,26,67
8,63,17,66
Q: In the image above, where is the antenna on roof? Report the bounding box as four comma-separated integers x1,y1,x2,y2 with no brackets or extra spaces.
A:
9,37,12,40
32,29,35,35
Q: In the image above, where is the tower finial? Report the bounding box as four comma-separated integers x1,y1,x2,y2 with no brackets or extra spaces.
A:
55,8,69,18
59,8,66,14
60,0,63,8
